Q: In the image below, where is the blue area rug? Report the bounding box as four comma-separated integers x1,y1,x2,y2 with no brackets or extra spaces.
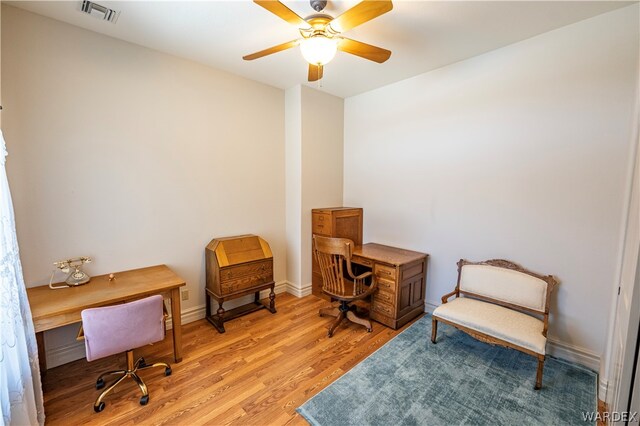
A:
297,315,597,425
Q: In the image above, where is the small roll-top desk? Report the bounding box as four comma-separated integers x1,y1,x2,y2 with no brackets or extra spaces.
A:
312,207,428,329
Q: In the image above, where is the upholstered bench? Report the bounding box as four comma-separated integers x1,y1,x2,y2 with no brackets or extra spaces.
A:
431,259,558,389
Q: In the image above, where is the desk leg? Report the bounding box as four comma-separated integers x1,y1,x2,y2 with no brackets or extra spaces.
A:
36,331,47,375
170,288,183,363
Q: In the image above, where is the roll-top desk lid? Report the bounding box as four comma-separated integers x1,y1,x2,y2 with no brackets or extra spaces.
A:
206,234,272,267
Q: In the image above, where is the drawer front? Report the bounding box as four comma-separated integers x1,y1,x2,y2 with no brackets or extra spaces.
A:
401,261,424,281
376,278,395,292
375,264,396,280
221,261,272,282
373,289,395,306
372,300,395,317
312,213,332,235
351,255,373,267
221,272,272,294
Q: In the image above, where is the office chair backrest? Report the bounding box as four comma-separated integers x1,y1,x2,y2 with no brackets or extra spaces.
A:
313,235,357,296
81,295,165,362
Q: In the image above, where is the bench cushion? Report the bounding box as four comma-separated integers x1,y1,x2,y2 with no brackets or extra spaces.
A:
460,264,548,312
433,297,546,355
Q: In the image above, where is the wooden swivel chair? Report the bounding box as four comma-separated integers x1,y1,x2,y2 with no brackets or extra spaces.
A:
313,235,377,337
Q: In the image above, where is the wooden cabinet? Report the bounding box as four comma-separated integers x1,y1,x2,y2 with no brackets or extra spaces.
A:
311,207,363,297
205,235,276,333
352,243,428,330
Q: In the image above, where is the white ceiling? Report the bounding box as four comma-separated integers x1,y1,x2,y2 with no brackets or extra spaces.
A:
8,0,635,98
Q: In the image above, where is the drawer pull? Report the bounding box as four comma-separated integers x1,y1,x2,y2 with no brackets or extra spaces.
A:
379,270,392,276
378,280,392,289
374,303,393,315
376,292,392,302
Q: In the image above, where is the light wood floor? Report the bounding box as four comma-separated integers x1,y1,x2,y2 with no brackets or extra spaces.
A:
42,293,419,425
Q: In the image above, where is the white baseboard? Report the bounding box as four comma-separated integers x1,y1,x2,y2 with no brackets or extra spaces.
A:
599,378,608,401
285,281,312,297
424,301,601,372
424,301,438,314
546,337,600,372
46,281,288,369
46,340,86,369
165,304,207,330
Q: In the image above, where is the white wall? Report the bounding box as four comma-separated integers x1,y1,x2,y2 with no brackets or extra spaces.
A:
300,86,344,288
2,5,286,364
285,86,303,291
344,4,639,365
285,85,343,293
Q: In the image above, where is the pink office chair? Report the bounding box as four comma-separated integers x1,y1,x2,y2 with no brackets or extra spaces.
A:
81,295,172,412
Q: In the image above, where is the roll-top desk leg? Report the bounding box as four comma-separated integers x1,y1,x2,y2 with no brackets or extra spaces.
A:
268,285,276,313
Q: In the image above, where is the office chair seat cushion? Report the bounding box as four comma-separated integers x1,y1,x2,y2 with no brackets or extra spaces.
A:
81,295,165,361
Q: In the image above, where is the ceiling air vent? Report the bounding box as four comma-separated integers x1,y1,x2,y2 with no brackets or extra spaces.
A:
80,1,119,23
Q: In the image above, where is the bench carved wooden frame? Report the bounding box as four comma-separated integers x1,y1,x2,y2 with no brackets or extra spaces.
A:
431,259,558,389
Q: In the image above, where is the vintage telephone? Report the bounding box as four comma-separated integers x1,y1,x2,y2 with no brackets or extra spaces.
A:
49,256,92,289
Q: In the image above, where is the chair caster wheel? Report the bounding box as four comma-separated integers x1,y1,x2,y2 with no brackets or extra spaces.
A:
165,367,172,376
139,357,146,367
94,402,105,413
140,395,149,406
367,328,372,332
96,378,105,390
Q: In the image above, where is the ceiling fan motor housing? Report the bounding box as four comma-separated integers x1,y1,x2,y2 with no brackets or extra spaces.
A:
310,0,327,12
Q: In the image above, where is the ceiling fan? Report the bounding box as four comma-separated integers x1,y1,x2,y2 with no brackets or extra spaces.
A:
243,0,393,82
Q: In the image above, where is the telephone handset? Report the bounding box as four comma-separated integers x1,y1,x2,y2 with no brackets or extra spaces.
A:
49,257,92,289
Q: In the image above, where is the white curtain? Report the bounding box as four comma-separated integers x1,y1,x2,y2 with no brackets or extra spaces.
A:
0,130,45,426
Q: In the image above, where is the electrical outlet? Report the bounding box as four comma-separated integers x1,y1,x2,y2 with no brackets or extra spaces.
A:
181,290,189,301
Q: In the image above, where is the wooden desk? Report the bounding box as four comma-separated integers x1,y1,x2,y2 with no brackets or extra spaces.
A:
352,243,428,329
27,265,186,372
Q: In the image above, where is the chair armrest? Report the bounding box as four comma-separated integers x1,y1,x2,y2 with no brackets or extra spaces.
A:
441,289,458,304
352,271,376,297
353,271,373,281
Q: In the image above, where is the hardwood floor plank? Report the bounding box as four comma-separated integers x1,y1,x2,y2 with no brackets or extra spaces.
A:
42,293,419,425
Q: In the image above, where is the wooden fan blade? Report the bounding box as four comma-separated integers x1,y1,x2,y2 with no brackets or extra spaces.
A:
254,1,310,28
308,64,324,82
243,40,299,60
338,38,391,63
328,0,393,33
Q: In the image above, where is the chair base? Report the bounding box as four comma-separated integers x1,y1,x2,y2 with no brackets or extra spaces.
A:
93,350,171,412
320,301,372,337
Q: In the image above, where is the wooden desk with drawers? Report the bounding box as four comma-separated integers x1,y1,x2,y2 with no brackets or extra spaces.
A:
352,243,428,329
311,207,428,330
27,265,186,373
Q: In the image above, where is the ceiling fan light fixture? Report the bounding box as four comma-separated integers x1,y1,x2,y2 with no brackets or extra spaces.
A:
300,35,338,66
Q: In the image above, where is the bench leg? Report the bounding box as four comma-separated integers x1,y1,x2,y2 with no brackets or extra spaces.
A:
431,318,438,343
535,355,544,390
